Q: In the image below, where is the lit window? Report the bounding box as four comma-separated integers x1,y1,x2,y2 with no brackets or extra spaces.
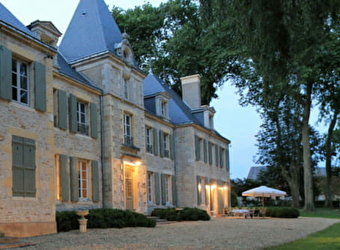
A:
12,59,29,105
78,160,89,200
165,175,171,203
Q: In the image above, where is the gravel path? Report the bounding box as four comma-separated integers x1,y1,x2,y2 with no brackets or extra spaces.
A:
12,217,340,250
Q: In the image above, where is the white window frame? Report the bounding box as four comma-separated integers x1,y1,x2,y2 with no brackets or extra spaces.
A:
165,175,172,204
146,127,153,153
147,171,155,204
77,101,88,135
124,114,133,145
12,59,29,105
78,160,89,201
163,133,169,158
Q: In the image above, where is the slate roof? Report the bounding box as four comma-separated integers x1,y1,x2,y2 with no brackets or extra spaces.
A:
0,3,37,38
59,0,123,63
247,166,267,180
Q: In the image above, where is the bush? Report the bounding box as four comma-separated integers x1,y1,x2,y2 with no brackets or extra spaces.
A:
151,207,210,221
56,208,156,232
266,207,300,218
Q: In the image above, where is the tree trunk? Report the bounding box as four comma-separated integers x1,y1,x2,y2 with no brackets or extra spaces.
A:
324,109,339,208
302,82,314,211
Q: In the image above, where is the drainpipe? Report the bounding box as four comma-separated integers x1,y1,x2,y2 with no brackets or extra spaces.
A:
100,94,105,208
173,127,178,207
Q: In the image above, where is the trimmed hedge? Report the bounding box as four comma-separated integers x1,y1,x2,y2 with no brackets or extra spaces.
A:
56,208,156,232
266,207,300,218
151,207,210,221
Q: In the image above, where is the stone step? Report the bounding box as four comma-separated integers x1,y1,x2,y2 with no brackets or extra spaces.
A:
0,237,18,244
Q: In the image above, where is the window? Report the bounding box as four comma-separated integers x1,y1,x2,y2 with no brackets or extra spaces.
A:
220,147,225,168
146,127,153,153
163,133,169,158
208,142,213,165
12,135,36,197
78,160,89,201
161,174,172,205
77,101,88,135
195,136,201,161
124,114,133,146
197,176,207,205
12,59,29,105
123,78,129,100
147,171,155,203
161,101,167,117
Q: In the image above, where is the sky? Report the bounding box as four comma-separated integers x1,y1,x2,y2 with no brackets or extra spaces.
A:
1,0,263,179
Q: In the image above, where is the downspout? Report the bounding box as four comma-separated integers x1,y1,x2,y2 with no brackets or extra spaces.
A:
100,94,105,208
173,126,178,207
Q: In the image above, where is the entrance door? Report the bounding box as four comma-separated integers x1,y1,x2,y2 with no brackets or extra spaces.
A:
125,166,134,210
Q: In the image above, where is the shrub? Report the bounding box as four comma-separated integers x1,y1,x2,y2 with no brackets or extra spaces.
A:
266,207,300,218
151,207,210,221
56,208,156,232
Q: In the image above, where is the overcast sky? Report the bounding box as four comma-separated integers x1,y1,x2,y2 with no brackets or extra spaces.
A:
1,0,264,179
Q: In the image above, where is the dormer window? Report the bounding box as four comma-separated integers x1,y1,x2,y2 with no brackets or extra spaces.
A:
161,101,167,117
155,93,170,119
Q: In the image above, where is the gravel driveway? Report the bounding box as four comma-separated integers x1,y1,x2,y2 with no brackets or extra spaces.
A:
12,217,340,250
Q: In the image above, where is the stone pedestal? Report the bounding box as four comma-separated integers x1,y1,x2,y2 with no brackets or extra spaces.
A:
76,210,89,233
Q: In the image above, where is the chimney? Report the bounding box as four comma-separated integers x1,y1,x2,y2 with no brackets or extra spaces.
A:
180,74,201,110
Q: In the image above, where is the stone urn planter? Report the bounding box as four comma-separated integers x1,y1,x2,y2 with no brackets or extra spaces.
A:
76,210,89,233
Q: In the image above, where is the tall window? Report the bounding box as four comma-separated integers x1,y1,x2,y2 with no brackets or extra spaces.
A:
165,175,171,203
78,160,89,201
124,114,133,146
163,133,169,158
123,78,129,100
147,171,155,203
77,101,88,135
12,59,29,105
146,127,153,153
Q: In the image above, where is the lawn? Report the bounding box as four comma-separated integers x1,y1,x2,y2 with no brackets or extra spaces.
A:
265,208,340,250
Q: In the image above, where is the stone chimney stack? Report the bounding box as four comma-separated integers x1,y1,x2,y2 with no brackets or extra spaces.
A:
180,74,201,110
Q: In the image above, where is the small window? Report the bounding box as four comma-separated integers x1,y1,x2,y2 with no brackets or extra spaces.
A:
124,114,133,146
12,59,29,105
161,101,167,117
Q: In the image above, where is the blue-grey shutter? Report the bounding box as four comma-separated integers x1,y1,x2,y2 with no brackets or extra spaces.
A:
69,94,77,133
208,142,213,165
203,139,207,163
220,147,224,168
169,134,174,160
197,175,202,205
34,62,46,112
12,136,24,196
70,157,79,202
215,145,219,166
161,174,166,205
195,135,199,161
92,160,99,202
59,155,70,202
0,45,12,101
172,175,177,206
90,103,98,138
205,178,209,205
159,130,164,157
155,173,160,205
153,128,158,156
226,146,230,171
23,138,36,197
58,90,67,130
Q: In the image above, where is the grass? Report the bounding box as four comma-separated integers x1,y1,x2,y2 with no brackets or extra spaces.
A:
264,223,340,250
264,208,340,250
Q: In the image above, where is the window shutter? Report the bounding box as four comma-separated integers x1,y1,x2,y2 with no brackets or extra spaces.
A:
215,145,219,167
161,174,166,205
155,173,160,205
90,103,98,138
153,128,158,156
0,45,12,101
169,134,174,160
59,155,70,202
226,146,230,171
92,160,99,202
220,147,223,168
203,139,207,163
172,175,177,206
12,136,24,196
69,94,77,133
34,62,46,111
195,135,199,161
208,142,213,165
159,130,164,157
23,138,36,197
197,175,202,205
58,90,67,130
70,157,79,202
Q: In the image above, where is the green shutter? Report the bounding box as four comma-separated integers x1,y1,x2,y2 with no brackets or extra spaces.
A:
58,90,67,130
203,139,207,163
197,175,202,205
226,146,230,171
161,174,166,205
220,147,224,168
70,157,79,202
155,173,160,205
159,130,164,157
92,160,99,202
172,175,177,206
169,134,174,160
34,62,46,111
90,103,98,138
215,145,219,166
23,138,36,197
208,142,213,165
69,94,77,133
12,136,24,196
195,135,199,161
153,128,158,156
59,155,70,202
0,45,12,101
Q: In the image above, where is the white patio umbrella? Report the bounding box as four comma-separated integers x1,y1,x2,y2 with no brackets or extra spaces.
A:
242,185,287,207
